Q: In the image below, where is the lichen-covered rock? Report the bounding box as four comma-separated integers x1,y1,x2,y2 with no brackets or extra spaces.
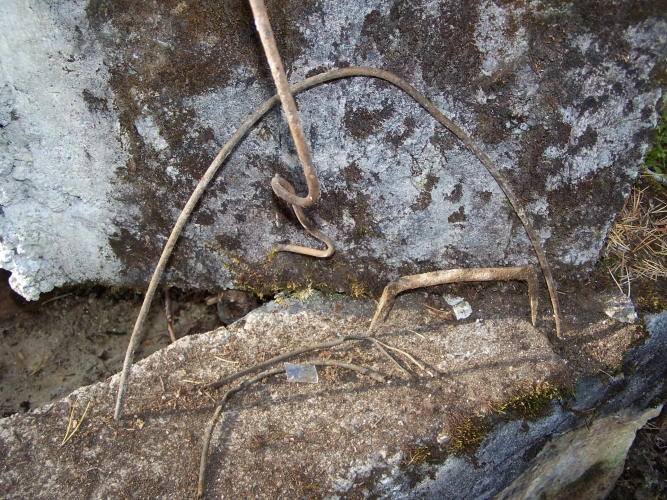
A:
1,0,665,299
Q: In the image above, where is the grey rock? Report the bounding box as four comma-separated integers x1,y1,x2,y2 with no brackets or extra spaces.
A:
0,1,665,299
602,292,638,324
405,310,667,500
0,292,567,498
495,405,661,500
0,296,665,498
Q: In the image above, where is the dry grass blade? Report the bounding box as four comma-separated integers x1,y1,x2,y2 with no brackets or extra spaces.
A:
29,351,53,376
605,186,667,286
61,401,91,446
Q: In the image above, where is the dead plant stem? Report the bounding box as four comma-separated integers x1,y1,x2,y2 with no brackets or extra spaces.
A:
203,335,395,390
197,368,284,498
197,359,386,497
376,341,426,371
249,0,333,258
164,287,177,343
62,401,91,446
369,265,539,332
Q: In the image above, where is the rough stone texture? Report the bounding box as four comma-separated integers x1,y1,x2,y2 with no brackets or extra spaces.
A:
404,309,667,500
1,1,666,299
0,294,665,499
495,405,661,500
0,292,568,498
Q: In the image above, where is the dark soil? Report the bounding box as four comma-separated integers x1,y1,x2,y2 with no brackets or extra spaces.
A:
0,270,223,417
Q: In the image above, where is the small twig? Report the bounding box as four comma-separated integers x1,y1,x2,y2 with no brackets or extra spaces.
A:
307,359,386,383
198,360,386,497
61,401,91,446
368,265,539,334
368,339,414,379
376,341,426,371
164,287,178,343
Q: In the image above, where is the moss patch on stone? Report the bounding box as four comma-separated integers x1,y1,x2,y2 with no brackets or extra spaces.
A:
493,381,565,420
450,416,490,456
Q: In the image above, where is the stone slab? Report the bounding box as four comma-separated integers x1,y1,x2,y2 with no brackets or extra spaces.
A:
1,1,666,299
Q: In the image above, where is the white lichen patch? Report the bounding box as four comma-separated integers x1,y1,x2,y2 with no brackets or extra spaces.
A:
0,1,124,299
135,112,169,151
474,0,529,76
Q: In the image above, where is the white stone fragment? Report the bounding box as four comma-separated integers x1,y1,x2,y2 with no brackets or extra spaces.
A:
443,293,473,320
603,293,637,324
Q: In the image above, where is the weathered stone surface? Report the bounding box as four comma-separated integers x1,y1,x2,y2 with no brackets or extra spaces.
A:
405,309,667,500
0,292,568,498
495,405,661,500
0,294,665,499
1,1,666,299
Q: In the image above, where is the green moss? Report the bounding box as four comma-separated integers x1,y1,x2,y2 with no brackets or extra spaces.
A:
632,279,667,313
643,95,667,186
493,381,565,420
450,416,490,456
401,445,432,469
